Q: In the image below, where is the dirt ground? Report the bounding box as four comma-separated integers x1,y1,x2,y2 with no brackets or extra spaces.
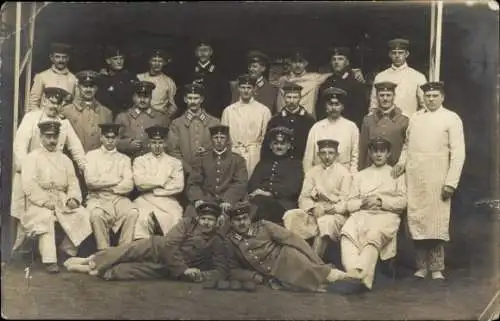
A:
1,210,498,320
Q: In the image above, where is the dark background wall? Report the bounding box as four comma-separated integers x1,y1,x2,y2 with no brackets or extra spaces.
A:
1,2,498,271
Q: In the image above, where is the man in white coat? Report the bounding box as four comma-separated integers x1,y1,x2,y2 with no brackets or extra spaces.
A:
133,126,184,239
303,87,359,173
369,38,427,116
341,137,406,291
283,139,351,259
221,74,271,177
20,121,92,273
392,81,465,281
11,87,86,251
85,123,139,251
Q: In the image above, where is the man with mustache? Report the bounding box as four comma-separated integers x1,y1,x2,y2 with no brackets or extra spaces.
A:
369,39,427,117
11,87,86,254
303,87,359,174
275,48,331,119
341,137,406,291
84,123,139,251
359,82,409,170
62,70,113,152
20,121,92,273
26,42,77,112
283,139,351,259
167,83,220,176
229,50,278,114
96,46,138,118
133,126,184,239
67,203,227,282
222,74,272,177
137,49,178,118
248,127,303,224
185,125,248,221
225,201,360,292
261,82,315,161
317,46,367,128
115,81,171,159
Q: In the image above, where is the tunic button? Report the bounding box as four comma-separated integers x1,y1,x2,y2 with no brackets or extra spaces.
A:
254,256,258,260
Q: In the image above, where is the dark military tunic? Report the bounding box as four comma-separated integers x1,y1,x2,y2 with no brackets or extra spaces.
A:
181,62,231,119
115,107,170,158
316,68,368,128
227,220,332,291
230,77,279,114
248,157,304,223
358,106,409,170
260,106,315,161
96,69,138,118
91,218,228,280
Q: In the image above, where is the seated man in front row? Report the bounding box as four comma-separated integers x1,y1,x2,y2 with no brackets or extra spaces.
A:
65,203,227,282
225,202,359,293
283,139,351,259
84,123,139,251
21,121,92,273
340,137,406,291
133,126,184,239
248,126,304,224
185,125,248,219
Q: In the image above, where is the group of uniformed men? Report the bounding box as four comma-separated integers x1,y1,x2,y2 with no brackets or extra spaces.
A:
10,37,466,293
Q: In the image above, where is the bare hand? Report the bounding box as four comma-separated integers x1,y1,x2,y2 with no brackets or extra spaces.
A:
361,196,381,210
194,200,205,208
183,268,202,281
66,198,80,210
44,199,56,210
312,206,325,218
391,164,405,179
441,185,455,201
352,68,366,83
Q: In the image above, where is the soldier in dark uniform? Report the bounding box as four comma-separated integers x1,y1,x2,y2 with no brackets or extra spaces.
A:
230,50,278,114
96,46,138,118
316,46,367,128
181,40,231,119
248,127,304,225
261,82,315,161
225,201,360,292
115,81,170,159
185,125,248,220
65,203,228,281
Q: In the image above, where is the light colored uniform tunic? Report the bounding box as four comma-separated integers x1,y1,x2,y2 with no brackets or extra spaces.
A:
26,66,78,112
133,152,184,239
21,148,92,262
85,147,138,248
342,164,406,261
283,162,351,241
11,111,86,221
369,63,427,116
303,116,359,173
397,106,465,241
137,72,177,115
221,98,271,177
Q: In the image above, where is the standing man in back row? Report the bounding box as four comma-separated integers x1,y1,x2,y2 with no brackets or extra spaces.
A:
369,38,427,116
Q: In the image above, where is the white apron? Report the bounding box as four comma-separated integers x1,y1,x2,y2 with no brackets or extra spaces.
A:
134,193,182,235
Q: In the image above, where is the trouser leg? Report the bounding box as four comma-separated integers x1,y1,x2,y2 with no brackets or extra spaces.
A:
134,211,154,240
414,240,429,271
90,208,111,250
38,222,57,264
60,235,78,257
102,262,167,280
358,244,379,290
312,236,328,259
340,236,360,272
118,209,139,245
427,240,445,272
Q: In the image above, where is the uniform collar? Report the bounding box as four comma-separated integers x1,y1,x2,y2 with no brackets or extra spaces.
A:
51,65,69,75
195,61,215,73
375,106,400,120
423,105,444,113
40,110,65,122
390,63,408,71
100,146,117,154
74,99,97,112
281,106,306,117
256,76,265,88
130,107,154,119
186,109,207,122
213,148,228,156
238,97,255,104
332,67,351,79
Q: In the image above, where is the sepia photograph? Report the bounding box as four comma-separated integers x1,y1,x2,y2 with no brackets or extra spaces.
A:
0,1,498,319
